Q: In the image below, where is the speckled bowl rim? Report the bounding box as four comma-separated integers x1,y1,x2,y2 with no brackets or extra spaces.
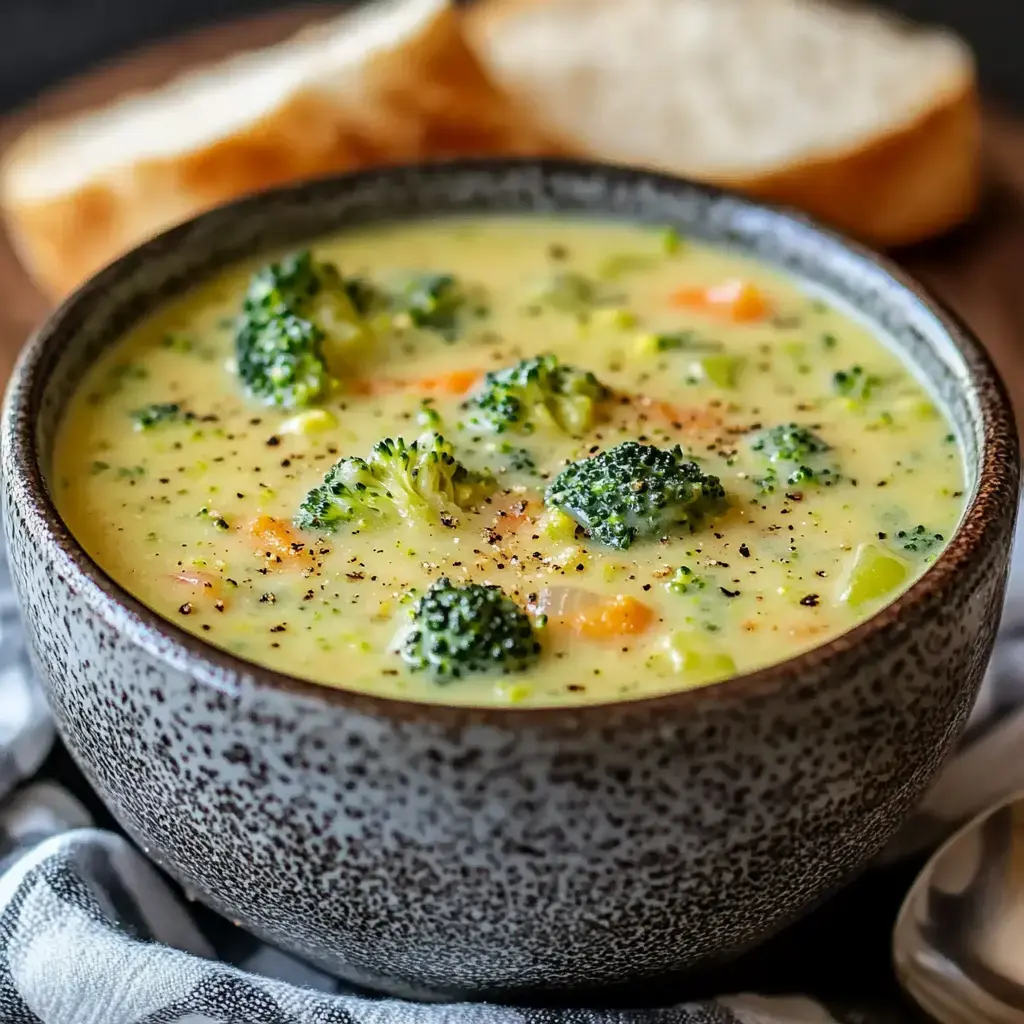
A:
3,158,1019,726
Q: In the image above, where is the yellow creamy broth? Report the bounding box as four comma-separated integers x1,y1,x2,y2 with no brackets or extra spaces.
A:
52,218,965,706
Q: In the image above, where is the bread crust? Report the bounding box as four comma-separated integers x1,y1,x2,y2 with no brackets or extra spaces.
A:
716,79,981,248
463,0,982,249
1,0,982,298
1,2,561,298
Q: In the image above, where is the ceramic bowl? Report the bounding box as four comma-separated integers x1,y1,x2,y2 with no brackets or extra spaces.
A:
1,160,1018,1003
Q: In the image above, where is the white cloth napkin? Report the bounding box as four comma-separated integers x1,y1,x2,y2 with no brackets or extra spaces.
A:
1,514,1022,1023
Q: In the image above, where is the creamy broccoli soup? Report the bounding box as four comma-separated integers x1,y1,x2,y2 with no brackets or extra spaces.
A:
52,218,965,706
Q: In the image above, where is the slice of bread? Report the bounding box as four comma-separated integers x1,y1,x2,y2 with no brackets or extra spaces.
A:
0,0,559,298
464,0,982,248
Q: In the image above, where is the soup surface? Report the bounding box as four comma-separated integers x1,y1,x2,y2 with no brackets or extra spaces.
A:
53,218,965,706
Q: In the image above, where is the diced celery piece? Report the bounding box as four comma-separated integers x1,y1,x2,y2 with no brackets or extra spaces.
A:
690,354,744,389
539,508,578,543
660,226,683,254
597,254,656,280
659,632,737,685
279,409,338,435
839,543,910,607
864,411,896,431
368,311,394,334
591,307,637,329
634,332,661,356
894,395,939,420
778,340,812,374
495,682,533,705
601,561,627,583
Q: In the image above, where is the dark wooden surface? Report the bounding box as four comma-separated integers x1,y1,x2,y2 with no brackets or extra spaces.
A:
2,10,1019,1018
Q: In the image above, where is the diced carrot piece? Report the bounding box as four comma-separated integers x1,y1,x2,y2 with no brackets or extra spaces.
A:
348,369,483,399
571,595,656,639
669,287,709,310
670,279,770,323
347,378,414,397
492,495,538,530
413,369,483,396
250,515,304,561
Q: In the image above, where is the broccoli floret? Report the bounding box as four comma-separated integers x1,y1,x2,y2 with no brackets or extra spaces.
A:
390,273,471,341
294,432,493,533
468,354,610,435
400,577,540,681
748,423,839,491
545,441,727,550
131,402,189,430
833,365,882,402
235,250,355,408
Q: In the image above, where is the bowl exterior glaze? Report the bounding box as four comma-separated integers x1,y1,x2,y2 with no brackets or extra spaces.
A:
1,161,1018,1002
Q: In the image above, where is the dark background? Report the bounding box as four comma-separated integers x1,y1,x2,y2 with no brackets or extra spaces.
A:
0,0,1020,114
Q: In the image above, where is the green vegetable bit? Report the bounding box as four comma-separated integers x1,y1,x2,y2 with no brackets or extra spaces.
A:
636,330,723,355
294,432,494,533
665,566,707,595
896,524,945,555
160,333,215,360
833,365,882,403
660,226,684,254
546,441,726,550
467,354,610,436
131,402,186,430
416,400,443,430
489,442,536,474
341,276,385,317
401,576,541,681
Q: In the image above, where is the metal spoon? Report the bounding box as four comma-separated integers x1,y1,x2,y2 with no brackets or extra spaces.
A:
893,791,1024,1023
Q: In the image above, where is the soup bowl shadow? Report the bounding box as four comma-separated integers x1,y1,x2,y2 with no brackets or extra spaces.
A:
1,160,1018,1004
